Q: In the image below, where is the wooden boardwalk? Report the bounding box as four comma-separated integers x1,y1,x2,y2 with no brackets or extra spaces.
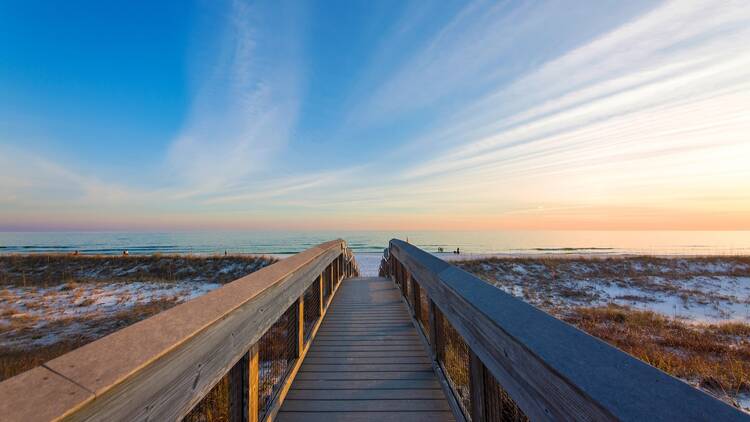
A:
277,277,456,421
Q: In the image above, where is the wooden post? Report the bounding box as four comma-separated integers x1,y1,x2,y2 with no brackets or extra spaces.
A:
296,295,304,357
229,352,249,422
318,274,324,315
328,265,334,295
470,351,486,422
334,257,339,285
249,343,259,422
428,300,439,360
412,281,421,321
401,263,408,299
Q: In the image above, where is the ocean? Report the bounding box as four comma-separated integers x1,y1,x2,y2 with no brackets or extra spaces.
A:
1,230,748,255
1,230,749,276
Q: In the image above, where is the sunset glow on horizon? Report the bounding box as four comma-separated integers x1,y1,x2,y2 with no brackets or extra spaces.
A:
1,1,749,231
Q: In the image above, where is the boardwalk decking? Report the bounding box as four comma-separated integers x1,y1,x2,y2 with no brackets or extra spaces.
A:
277,277,456,421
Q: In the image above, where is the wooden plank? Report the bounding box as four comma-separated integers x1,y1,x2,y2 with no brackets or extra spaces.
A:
303,356,432,364
312,341,424,346
390,239,748,422
305,351,429,358
276,411,455,422
286,388,446,400
314,321,411,331
310,346,426,352
0,366,93,422
469,351,485,422
280,399,451,412
278,277,456,420
300,364,434,372
0,241,347,422
290,379,443,389
294,371,436,380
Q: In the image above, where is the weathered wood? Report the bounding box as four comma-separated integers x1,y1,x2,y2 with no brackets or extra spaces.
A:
291,379,442,389
305,350,429,358
317,275,324,315
281,399,451,411
303,356,432,364
0,240,352,422
390,239,748,422
428,300,439,360
279,277,455,421
300,363,434,372
412,280,422,324
276,411,454,422
0,366,93,422
249,343,259,422
229,352,249,422
469,350,485,422
296,295,304,358
286,389,445,400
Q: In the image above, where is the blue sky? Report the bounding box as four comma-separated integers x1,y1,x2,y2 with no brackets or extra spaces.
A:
1,1,749,230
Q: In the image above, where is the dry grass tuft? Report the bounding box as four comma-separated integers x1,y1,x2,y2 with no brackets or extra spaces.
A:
563,305,750,402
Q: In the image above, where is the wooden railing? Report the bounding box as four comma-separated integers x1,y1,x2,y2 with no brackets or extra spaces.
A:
383,239,747,422
0,240,358,422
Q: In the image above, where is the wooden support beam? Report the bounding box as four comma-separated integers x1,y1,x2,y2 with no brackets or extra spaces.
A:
428,299,439,360
229,352,249,422
470,351,486,422
249,343,259,422
296,295,305,358
318,274,324,315
413,281,422,322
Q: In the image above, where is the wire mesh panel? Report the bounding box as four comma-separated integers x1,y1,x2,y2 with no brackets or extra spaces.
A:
182,373,230,422
484,370,529,422
258,303,297,420
438,311,473,420
303,279,321,342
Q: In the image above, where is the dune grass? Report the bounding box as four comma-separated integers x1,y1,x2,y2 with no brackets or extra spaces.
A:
563,305,750,403
0,253,277,287
457,255,750,409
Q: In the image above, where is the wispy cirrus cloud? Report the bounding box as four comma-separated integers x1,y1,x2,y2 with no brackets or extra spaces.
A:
167,0,302,193
3,0,749,230
344,0,750,227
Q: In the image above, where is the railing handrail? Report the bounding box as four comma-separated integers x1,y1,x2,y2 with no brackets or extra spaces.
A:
388,239,747,422
0,239,356,422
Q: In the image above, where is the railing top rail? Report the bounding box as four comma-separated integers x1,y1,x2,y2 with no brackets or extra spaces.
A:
388,238,746,422
0,239,348,422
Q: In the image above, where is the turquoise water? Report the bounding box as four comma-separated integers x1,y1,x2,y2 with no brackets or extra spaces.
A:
0,231,748,256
